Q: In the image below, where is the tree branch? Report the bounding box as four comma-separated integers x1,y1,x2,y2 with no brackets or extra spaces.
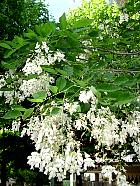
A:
85,46,140,55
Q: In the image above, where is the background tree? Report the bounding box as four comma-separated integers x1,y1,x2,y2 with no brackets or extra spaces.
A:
0,0,49,41
0,1,49,185
0,0,49,73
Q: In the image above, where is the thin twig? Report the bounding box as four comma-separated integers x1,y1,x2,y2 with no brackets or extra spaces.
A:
85,46,140,55
100,69,140,73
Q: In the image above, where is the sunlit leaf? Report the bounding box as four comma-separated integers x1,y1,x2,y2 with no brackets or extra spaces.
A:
3,110,22,119
56,77,67,91
23,108,34,120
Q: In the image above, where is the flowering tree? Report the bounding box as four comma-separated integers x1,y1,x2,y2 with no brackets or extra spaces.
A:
0,0,139,185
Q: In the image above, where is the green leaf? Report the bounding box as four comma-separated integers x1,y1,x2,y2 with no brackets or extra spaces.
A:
2,59,22,70
80,103,90,113
75,80,87,87
41,67,57,74
59,13,67,29
3,110,22,119
90,86,101,98
63,65,73,77
73,65,83,77
56,77,67,91
32,91,47,100
55,98,64,105
35,22,56,37
50,107,60,115
91,61,106,70
96,83,121,92
114,96,135,106
88,29,99,37
65,30,79,43
4,40,28,58
72,18,93,29
28,98,44,103
23,108,34,120
56,69,68,76
24,30,37,39
49,86,58,94
106,91,136,106
24,74,39,80
0,43,12,49
0,87,13,91
12,105,27,111
114,76,129,85
4,49,17,58
124,79,137,87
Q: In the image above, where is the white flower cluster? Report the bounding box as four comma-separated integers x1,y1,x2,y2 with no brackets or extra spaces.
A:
79,89,96,104
23,42,65,76
19,75,50,100
22,110,95,180
0,90,15,105
64,101,79,115
1,35,139,183
75,114,87,130
119,14,129,24
22,57,43,76
101,165,118,183
120,111,140,159
77,92,140,151
76,93,121,148
88,107,120,148
122,154,135,162
0,75,6,89
132,139,140,159
0,72,17,104
125,111,140,138
19,84,140,180
19,42,66,101
101,166,130,186
11,120,21,131
116,172,129,186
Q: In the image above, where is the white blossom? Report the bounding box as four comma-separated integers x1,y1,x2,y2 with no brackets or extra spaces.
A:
119,14,129,24
116,172,128,186
75,114,87,130
21,110,95,180
132,140,140,159
79,89,96,103
64,102,79,115
27,152,42,169
101,165,118,183
11,120,21,131
41,41,49,53
19,75,50,99
89,106,120,148
22,42,65,76
122,154,135,162
84,153,95,170
2,91,14,105
55,50,65,62
0,76,6,89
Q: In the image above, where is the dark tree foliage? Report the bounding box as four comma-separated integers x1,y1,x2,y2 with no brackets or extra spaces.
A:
0,0,49,40
0,1,49,185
